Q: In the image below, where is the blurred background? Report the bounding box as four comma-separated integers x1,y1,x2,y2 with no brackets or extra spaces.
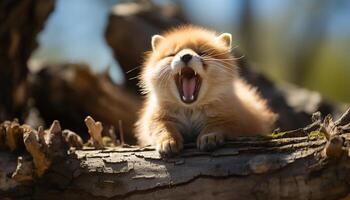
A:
30,0,350,102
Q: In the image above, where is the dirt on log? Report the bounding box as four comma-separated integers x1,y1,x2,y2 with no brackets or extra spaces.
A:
1,109,350,200
0,0,54,121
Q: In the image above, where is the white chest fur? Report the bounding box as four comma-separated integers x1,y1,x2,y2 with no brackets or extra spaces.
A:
172,108,206,141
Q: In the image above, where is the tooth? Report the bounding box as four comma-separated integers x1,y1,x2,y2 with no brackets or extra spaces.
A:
195,71,197,76
179,70,182,76
182,96,186,101
190,95,194,100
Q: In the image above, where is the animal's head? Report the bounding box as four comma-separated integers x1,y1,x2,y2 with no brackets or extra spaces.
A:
140,25,238,107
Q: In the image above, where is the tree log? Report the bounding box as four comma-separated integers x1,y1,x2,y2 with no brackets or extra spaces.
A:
30,64,141,143
0,0,54,121
1,110,350,200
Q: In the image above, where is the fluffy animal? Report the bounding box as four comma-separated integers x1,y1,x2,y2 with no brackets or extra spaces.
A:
135,25,277,156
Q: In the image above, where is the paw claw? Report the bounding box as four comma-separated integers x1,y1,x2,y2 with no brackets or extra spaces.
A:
197,132,224,151
157,137,183,157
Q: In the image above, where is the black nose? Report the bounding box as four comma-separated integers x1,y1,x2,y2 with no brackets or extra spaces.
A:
181,54,192,64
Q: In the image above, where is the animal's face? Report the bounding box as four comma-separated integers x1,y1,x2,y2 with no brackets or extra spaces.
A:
141,26,238,107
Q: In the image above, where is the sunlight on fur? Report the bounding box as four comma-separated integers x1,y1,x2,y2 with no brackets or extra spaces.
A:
135,25,277,156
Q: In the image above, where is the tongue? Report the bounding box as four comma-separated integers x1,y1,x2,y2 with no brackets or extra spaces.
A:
182,77,196,101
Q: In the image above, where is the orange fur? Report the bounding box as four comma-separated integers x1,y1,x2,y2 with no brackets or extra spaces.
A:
135,25,277,156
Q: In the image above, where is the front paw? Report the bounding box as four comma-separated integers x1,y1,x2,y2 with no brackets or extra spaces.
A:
156,137,183,157
197,132,224,151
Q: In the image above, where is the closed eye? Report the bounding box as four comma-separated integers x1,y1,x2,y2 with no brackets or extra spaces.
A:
166,53,176,57
197,51,205,56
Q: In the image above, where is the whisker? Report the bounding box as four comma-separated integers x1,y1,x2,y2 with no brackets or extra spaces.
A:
203,50,230,58
160,72,169,87
213,61,235,70
126,65,142,74
162,72,172,88
216,60,239,69
201,51,238,59
128,75,141,80
206,60,237,74
202,57,238,61
157,68,166,86
202,58,235,66
200,45,239,58
201,55,244,61
198,42,215,54
158,65,171,87
201,48,217,57
234,55,245,60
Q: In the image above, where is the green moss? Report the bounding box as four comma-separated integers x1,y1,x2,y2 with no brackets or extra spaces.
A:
260,132,287,140
261,130,325,140
308,131,325,139
102,136,114,147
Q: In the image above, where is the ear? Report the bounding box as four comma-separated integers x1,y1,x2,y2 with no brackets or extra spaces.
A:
151,35,165,51
216,33,232,49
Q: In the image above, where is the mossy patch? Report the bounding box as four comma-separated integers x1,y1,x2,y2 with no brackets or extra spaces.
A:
261,132,287,140
261,130,325,140
308,131,325,139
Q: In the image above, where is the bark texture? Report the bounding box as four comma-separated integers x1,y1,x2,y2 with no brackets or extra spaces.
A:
1,109,350,200
0,0,54,121
31,64,141,143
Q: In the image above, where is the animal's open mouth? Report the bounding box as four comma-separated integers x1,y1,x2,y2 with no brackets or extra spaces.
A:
175,67,202,104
